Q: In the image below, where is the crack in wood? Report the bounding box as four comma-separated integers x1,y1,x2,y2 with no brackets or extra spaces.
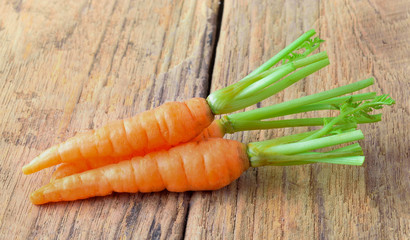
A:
205,0,224,97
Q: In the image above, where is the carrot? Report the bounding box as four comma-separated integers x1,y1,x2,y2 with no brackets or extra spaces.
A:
23,98,213,174
31,121,373,205
31,139,249,204
23,30,330,175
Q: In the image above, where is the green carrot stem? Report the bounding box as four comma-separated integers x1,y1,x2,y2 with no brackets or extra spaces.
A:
255,151,363,162
227,50,327,100
315,92,376,105
234,64,295,99
247,128,365,167
250,151,363,167
251,143,364,167
207,30,325,114
254,104,338,118
228,78,374,121
219,93,377,129
262,92,377,118
218,58,330,113
250,143,364,167
245,29,317,78
236,51,327,99
208,52,328,114
247,124,357,149
252,156,365,166
302,94,395,141
328,143,362,153
252,143,364,166
257,130,364,155
221,114,381,133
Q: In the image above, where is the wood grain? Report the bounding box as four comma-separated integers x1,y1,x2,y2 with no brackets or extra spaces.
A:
0,0,408,239
0,0,219,239
185,0,409,239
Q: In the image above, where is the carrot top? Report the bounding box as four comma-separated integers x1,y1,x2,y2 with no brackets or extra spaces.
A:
214,78,388,135
248,126,366,167
207,29,328,114
246,95,395,167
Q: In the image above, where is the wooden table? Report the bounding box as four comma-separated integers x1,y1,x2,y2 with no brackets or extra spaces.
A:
1,0,408,239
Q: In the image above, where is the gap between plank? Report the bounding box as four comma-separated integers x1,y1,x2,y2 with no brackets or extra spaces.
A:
181,0,225,239
205,0,224,97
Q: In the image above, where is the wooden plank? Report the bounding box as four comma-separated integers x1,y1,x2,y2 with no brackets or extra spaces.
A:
0,0,219,239
317,1,409,239
185,0,409,239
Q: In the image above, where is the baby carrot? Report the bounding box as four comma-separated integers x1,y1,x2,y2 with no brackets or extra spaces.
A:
30,126,365,205
31,139,248,204
23,30,329,175
23,98,213,174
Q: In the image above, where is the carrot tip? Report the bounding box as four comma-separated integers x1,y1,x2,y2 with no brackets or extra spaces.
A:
22,165,35,175
23,146,63,175
30,190,45,205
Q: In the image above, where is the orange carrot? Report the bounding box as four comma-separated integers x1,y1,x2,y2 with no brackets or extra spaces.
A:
23,98,213,175
30,124,368,205
31,139,249,204
51,121,225,180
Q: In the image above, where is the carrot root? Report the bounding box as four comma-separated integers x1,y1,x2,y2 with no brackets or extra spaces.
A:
23,98,214,175
22,146,62,175
30,139,249,205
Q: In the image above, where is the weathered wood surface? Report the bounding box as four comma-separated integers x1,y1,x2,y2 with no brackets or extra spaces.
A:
0,0,408,239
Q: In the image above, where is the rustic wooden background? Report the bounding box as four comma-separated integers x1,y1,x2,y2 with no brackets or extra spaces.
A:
0,0,408,239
